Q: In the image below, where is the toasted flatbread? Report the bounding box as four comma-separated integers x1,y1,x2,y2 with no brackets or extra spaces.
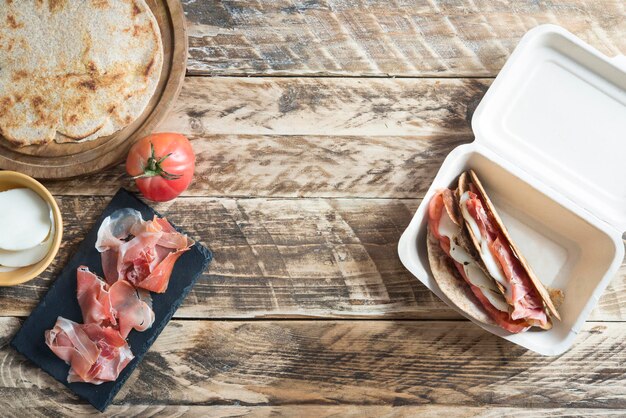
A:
426,228,495,327
0,0,163,146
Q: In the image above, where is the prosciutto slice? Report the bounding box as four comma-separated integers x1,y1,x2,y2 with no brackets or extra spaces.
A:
109,280,155,338
77,266,116,326
76,267,154,338
96,209,192,293
95,209,144,252
45,317,133,384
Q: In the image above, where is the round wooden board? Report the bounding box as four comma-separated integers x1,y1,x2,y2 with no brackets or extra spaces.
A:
0,0,187,179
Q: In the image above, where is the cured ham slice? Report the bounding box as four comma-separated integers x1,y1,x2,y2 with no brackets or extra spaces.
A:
45,317,99,381
109,280,155,338
95,209,145,252
76,267,154,338
45,317,133,384
96,209,192,293
69,324,134,384
128,241,188,293
77,266,116,326
154,218,189,249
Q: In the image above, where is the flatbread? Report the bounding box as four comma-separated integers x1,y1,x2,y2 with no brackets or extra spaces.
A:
0,0,163,146
426,228,495,326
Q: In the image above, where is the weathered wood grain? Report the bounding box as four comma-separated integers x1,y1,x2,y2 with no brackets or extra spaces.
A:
3,405,626,418
42,132,468,198
6,1,625,414
2,318,626,410
0,196,624,321
182,0,626,77
43,77,483,198
159,77,487,136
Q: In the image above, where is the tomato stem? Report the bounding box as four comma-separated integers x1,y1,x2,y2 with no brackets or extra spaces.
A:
134,142,182,180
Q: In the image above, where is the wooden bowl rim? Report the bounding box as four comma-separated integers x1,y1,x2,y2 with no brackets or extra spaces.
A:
0,0,188,179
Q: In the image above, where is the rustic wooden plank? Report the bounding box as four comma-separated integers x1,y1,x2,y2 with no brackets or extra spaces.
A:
0,196,624,321
1,318,625,409
44,132,466,198
42,133,468,198
158,77,487,137
3,405,626,418
182,0,626,77
43,77,483,198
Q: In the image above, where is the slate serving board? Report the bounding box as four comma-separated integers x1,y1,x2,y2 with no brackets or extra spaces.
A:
11,188,212,411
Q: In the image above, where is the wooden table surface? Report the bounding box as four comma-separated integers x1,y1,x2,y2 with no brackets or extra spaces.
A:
2,1,625,416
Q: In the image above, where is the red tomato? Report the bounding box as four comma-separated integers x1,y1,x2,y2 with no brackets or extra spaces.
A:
126,133,195,202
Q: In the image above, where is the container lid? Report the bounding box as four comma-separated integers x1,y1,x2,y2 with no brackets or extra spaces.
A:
472,25,626,232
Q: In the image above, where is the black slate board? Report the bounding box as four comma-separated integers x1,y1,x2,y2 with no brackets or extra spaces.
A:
11,188,212,412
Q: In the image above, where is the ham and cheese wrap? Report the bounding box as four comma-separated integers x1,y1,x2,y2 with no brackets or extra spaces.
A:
426,170,562,333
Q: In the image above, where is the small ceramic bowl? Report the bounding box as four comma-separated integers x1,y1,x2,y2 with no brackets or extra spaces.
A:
0,171,63,286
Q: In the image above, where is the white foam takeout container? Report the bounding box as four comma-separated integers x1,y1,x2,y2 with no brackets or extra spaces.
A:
398,25,626,356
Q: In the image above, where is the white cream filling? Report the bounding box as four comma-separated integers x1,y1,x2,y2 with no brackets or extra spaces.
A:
437,206,508,312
